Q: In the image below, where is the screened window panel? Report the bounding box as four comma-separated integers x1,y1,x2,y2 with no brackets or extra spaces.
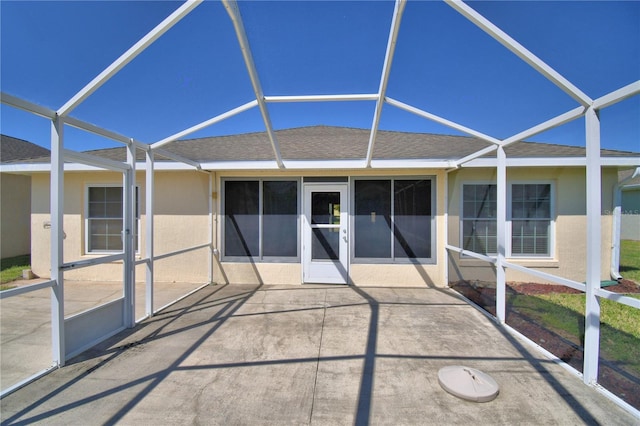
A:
462,184,497,255
462,219,497,254
394,180,431,258
225,181,260,257
511,220,550,256
263,181,298,257
354,180,391,258
463,184,496,219
311,228,339,260
87,186,139,252
511,184,551,256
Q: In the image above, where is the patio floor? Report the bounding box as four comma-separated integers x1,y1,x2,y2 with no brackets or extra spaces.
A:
0,284,636,425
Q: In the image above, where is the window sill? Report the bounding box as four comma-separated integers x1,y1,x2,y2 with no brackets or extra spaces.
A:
505,258,559,268
458,257,559,268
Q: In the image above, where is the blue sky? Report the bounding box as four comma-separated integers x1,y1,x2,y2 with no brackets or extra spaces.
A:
1,1,639,153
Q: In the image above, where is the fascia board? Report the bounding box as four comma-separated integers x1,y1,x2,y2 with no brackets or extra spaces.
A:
200,159,455,170
369,159,455,168
5,157,637,173
463,157,640,168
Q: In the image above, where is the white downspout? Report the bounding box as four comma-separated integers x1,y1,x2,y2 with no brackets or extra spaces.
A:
611,166,640,281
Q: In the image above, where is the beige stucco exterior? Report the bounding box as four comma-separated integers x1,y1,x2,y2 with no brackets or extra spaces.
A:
1,173,32,258
31,170,211,283
446,166,618,284
28,165,619,288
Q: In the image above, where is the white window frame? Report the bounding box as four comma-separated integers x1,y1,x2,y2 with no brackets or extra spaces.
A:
350,176,437,264
221,177,301,263
460,180,556,259
84,184,140,255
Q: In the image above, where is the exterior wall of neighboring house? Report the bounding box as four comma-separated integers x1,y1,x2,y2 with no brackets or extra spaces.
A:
447,166,618,284
0,173,31,258
621,186,640,241
30,170,211,283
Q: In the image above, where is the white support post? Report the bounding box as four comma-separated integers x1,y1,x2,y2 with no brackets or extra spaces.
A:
50,116,66,366
366,0,406,168
443,171,449,286
584,107,602,385
496,145,507,323
223,0,284,168
123,141,136,327
208,172,214,284
145,149,155,317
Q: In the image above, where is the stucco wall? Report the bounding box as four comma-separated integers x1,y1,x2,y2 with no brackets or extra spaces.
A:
446,167,617,284
31,170,211,283
1,173,31,258
30,165,619,287
621,188,640,241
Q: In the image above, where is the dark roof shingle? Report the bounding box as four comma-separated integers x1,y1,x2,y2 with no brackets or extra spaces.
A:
1,134,50,163
6,126,639,165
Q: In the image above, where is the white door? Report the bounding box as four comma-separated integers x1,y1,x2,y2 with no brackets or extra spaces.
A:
303,184,348,284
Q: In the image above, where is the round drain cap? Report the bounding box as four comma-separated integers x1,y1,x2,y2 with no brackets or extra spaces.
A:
438,366,499,403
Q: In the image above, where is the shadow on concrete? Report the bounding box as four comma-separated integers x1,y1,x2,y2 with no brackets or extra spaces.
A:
1,284,631,425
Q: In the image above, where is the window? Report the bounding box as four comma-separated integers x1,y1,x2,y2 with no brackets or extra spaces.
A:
87,186,139,253
354,178,433,261
223,179,298,260
462,184,497,255
510,183,551,256
461,183,553,257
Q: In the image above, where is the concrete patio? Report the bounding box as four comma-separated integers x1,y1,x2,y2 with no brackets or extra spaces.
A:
1,284,636,425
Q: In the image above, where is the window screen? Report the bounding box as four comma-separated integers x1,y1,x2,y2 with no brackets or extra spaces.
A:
462,184,497,255
354,178,433,260
224,180,298,260
511,184,551,256
87,186,138,252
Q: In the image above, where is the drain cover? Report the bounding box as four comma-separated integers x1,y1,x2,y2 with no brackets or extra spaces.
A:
438,366,499,402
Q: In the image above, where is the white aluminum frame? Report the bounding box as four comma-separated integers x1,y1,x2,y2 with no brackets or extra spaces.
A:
365,0,407,168
0,0,638,416
222,0,283,168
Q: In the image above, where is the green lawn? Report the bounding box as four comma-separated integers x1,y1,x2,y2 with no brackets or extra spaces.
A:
508,291,640,378
620,239,640,284
0,254,30,288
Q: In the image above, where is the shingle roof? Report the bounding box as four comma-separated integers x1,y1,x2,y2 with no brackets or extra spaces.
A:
0,134,51,163
85,126,636,162
619,168,640,187
6,126,638,165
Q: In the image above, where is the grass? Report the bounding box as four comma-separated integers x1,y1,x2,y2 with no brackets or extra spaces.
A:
620,239,640,284
508,291,640,377
0,254,30,288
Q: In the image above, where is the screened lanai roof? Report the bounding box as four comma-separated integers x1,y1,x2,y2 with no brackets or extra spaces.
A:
0,1,638,161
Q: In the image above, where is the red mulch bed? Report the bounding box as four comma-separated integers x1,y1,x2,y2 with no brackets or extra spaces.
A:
450,279,640,410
